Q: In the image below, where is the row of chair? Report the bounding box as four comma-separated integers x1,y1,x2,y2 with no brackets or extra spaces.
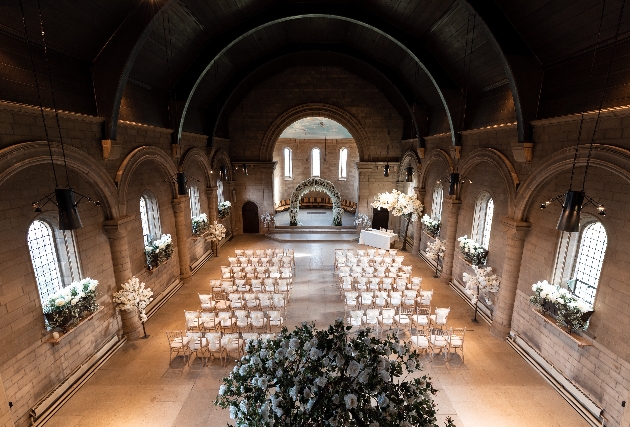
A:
344,290,434,310
335,248,398,258
221,266,293,279
235,248,293,258
339,276,421,293
410,327,466,361
185,309,284,334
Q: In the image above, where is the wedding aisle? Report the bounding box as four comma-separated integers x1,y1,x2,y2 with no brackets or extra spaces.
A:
44,234,588,427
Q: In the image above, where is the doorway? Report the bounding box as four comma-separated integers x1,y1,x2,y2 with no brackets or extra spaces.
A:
242,201,259,233
371,207,389,230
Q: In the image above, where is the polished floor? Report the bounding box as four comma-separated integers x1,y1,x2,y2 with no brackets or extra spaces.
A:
46,234,589,427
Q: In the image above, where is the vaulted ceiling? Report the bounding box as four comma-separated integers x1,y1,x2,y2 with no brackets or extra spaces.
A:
0,0,628,146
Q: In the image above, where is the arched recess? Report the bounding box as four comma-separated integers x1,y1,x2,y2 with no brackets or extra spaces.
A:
418,149,454,190
398,150,421,185
242,200,260,233
260,103,370,162
181,148,213,188
115,146,178,216
515,144,630,222
210,148,233,182
0,142,119,219
458,148,519,217
289,178,342,226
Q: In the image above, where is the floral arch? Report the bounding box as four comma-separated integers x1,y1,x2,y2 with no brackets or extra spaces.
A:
289,178,343,226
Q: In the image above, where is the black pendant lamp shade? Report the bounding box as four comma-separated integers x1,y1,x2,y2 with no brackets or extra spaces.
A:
448,173,460,196
383,164,390,177
405,167,414,182
177,172,187,196
556,191,584,233
56,188,82,230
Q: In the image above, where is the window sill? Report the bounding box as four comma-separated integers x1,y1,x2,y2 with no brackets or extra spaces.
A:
338,177,347,181
531,307,592,348
45,306,104,345
283,177,293,181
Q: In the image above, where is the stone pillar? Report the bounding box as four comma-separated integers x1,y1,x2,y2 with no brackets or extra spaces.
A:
356,163,374,217
172,196,192,279
441,197,462,281
490,218,531,338
103,216,142,339
206,186,218,224
412,187,426,255
224,180,237,235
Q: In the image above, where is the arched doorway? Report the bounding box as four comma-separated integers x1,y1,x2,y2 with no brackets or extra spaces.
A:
289,178,342,226
242,201,259,233
372,207,389,230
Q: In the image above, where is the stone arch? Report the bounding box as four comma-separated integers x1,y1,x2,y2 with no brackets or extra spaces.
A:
0,141,119,219
418,149,453,190
515,144,630,222
211,148,233,182
458,148,519,217
260,103,370,162
398,150,421,185
115,146,178,216
289,178,342,226
181,147,213,187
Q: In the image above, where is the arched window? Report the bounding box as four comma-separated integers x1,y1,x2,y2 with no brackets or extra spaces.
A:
284,147,293,179
339,147,347,180
471,192,494,249
188,185,201,218
431,182,443,220
28,219,82,304
311,148,321,177
553,217,607,306
140,191,162,246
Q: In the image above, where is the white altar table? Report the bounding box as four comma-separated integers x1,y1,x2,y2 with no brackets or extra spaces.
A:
359,229,398,249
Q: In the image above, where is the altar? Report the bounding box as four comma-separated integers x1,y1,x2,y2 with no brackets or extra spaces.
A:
359,229,398,250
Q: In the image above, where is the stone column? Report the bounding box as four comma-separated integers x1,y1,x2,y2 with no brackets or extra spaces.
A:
206,186,218,224
441,197,462,281
103,216,142,339
224,181,237,235
412,187,426,255
490,218,531,338
356,163,374,217
172,196,192,279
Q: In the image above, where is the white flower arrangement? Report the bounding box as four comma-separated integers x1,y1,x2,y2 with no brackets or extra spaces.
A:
371,189,423,222
145,234,174,270
192,213,210,236
530,280,593,333
289,178,344,226
421,214,441,237
215,321,455,427
354,213,371,229
425,237,446,262
261,212,275,227
462,266,500,305
43,278,100,332
113,277,154,327
206,221,227,242
219,201,232,218
457,235,488,266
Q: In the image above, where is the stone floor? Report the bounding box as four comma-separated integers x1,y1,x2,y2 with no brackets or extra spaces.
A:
273,208,357,226
46,234,589,427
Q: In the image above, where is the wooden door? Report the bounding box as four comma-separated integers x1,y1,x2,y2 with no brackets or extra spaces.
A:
242,201,259,233
372,207,389,230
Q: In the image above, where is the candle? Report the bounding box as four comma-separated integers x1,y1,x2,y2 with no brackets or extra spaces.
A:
52,332,59,340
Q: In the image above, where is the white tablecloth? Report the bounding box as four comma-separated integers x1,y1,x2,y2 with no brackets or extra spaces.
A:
359,229,398,249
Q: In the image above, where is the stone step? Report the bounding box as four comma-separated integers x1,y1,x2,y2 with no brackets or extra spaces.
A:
266,233,359,242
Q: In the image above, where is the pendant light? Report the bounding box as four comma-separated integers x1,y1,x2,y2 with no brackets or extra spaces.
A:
405,166,414,182
24,0,99,229
384,145,390,177
540,0,622,232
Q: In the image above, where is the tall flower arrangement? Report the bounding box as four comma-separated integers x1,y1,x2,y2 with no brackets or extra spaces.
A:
530,281,593,334
43,278,99,333
215,321,455,427
192,213,210,236
113,277,154,338
354,213,371,230
219,201,232,218
425,237,446,263
457,236,488,266
421,214,441,237
371,190,423,251
206,221,227,242
462,266,500,305
261,212,275,228
145,234,173,270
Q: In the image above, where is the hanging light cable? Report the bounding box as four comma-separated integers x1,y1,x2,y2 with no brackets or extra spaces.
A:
541,0,623,231
24,0,99,229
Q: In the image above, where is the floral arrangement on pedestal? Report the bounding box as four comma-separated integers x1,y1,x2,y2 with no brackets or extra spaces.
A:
457,235,488,266
192,213,210,236
371,189,423,251
354,213,371,230
530,280,593,334
215,321,455,427
261,212,275,228
462,266,500,305
421,214,441,237
145,234,173,270
113,276,154,338
43,278,99,333
219,201,232,218
425,237,446,263
206,221,227,242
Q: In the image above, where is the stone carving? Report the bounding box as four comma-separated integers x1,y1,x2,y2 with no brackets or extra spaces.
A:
289,177,342,226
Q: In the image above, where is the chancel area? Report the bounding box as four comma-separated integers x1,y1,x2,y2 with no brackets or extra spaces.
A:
0,1,629,426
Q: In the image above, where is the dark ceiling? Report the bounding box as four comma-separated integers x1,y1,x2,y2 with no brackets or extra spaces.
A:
0,0,628,143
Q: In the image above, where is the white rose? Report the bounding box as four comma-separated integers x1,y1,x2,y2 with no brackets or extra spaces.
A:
344,393,358,409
